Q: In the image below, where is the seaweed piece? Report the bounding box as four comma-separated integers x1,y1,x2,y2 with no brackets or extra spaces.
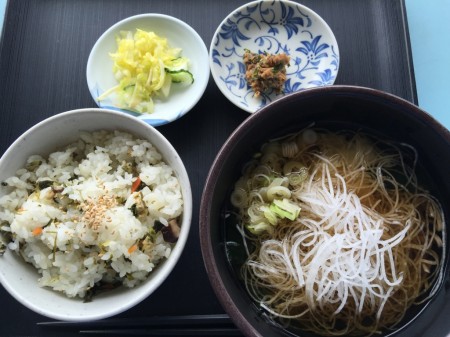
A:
25,159,42,171
37,179,53,190
153,220,165,232
130,204,138,217
0,222,12,256
84,280,122,302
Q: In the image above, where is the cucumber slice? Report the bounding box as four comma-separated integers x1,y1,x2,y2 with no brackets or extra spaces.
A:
166,69,194,84
165,57,190,72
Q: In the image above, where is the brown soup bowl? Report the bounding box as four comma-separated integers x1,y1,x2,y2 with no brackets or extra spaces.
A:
200,85,450,337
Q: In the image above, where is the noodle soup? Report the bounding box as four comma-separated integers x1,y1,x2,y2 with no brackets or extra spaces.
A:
223,128,445,336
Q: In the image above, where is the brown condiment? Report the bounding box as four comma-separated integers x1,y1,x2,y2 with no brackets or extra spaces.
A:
243,49,290,97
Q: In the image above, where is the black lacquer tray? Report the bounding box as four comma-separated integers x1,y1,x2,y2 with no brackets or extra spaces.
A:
0,0,423,336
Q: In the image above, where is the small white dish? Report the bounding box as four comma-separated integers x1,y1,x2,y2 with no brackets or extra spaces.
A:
210,0,340,113
87,14,209,126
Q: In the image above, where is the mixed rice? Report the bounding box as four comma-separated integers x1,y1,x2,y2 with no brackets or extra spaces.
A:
0,130,183,299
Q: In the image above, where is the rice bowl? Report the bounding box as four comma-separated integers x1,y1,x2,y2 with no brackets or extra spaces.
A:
0,108,192,321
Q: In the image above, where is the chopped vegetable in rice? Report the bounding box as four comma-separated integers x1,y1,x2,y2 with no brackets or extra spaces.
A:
0,130,183,299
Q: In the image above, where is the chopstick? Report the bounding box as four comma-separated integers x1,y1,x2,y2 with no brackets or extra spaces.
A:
38,314,244,336
38,314,233,327
78,327,242,335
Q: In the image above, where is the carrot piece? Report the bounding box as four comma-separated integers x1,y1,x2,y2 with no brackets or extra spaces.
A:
131,177,142,193
32,227,43,236
128,244,138,254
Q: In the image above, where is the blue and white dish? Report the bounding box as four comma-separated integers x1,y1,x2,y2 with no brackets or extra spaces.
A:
87,14,209,126
210,0,340,113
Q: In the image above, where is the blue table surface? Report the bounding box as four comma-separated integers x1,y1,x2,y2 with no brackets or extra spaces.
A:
0,1,449,336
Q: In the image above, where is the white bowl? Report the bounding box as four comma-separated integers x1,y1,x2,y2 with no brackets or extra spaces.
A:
87,14,209,126
210,0,340,113
0,108,193,321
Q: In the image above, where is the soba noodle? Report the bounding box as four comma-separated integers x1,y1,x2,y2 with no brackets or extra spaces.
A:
229,129,444,336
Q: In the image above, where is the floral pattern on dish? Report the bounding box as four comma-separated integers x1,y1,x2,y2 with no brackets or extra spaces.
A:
210,0,340,113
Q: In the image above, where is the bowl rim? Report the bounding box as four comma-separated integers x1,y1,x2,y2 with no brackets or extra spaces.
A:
86,13,209,126
209,0,340,114
199,85,450,337
0,108,193,321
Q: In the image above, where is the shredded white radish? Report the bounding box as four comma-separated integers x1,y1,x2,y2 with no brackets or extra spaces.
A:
231,129,445,336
